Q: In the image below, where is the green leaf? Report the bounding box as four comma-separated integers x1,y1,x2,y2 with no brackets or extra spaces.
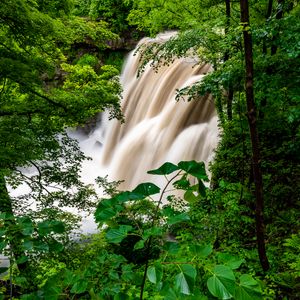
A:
189,244,213,258
175,264,196,295
147,162,179,175
71,280,88,294
181,264,197,280
161,287,178,300
38,221,52,236
134,239,145,250
173,176,191,189
167,212,190,225
132,182,160,196
143,227,163,239
95,198,124,222
0,229,6,237
106,225,133,243
19,217,34,236
178,161,208,181
234,274,262,300
207,265,236,299
147,265,163,284
116,191,145,202
33,240,49,252
184,190,199,203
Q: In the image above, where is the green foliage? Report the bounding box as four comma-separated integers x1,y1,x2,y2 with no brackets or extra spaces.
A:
0,0,123,297
73,0,135,34
91,161,263,299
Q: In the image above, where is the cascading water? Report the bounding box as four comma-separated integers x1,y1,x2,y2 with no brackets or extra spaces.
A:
96,33,219,190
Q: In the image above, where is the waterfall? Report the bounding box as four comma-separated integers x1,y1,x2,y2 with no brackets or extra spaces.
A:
97,33,219,190
5,33,219,237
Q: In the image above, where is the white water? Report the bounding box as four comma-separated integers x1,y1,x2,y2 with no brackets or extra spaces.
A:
82,33,219,193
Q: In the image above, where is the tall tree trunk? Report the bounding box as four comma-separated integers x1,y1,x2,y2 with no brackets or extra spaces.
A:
0,173,29,274
224,0,233,121
239,0,270,272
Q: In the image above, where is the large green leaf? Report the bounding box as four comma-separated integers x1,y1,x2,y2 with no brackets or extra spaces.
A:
106,225,133,243
178,161,208,181
147,264,163,284
207,265,236,299
132,182,160,196
174,264,197,295
189,244,213,258
234,274,262,300
147,162,179,175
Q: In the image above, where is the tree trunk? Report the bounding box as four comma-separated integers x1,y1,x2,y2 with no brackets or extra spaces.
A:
239,0,270,272
224,0,233,121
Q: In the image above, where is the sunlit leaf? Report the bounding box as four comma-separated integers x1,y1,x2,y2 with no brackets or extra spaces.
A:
132,182,160,196
147,162,179,175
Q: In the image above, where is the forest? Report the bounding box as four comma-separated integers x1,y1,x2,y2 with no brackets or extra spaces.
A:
0,0,299,299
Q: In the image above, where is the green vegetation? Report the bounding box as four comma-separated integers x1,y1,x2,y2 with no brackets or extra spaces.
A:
0,0,299,299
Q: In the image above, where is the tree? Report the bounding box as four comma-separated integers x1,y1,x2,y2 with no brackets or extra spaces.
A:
126,0,299,279
0,0,122,278
239,0,269,272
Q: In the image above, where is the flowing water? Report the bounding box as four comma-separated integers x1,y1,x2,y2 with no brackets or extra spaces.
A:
96,33,219,190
